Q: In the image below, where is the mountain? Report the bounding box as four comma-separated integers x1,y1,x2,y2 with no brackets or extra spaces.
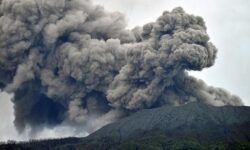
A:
1,102,250,150
80,102,250,150
89,102,250,140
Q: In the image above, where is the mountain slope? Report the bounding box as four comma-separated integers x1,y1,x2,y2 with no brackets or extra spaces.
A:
1,102,250,150
79,102,250,149
89,102,250,141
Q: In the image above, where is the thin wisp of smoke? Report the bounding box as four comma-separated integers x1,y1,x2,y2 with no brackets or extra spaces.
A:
0,0,242,134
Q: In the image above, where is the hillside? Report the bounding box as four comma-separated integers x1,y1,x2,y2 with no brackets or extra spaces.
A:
89,102,250,141
1,102,250,150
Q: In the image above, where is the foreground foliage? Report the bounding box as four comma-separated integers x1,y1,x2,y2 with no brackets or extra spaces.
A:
78,135,250,150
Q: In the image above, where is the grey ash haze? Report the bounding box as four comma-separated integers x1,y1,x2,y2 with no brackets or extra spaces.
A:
0,0,243,136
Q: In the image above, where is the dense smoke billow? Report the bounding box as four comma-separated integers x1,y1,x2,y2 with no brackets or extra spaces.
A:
0,0,243,134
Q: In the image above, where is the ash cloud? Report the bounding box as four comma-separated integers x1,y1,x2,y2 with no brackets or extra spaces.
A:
0,0,243,134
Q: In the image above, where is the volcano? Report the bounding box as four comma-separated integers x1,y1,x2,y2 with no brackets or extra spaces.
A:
1,102,250,150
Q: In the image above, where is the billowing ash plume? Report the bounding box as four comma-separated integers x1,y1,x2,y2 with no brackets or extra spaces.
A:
0,0,243,134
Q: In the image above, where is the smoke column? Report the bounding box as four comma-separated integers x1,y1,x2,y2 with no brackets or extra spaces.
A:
0,0,243,134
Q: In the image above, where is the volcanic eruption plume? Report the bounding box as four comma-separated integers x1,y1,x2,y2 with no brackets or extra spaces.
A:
0,0,243,134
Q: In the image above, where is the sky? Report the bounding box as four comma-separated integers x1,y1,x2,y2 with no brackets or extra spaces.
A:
0,0,249,141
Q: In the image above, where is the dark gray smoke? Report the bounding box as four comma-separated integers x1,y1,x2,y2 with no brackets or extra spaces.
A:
0,0,243,134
